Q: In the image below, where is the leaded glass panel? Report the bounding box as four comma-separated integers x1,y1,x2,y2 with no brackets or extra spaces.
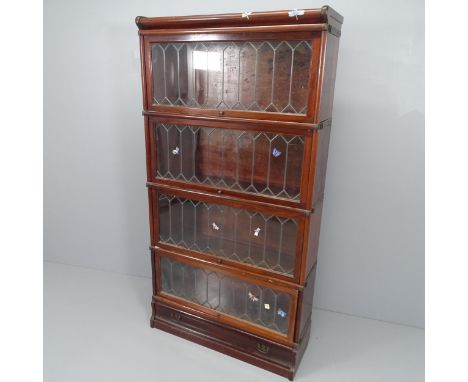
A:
151,41,312,115
155,124,304,200
160,257,292,335
158,194,298,275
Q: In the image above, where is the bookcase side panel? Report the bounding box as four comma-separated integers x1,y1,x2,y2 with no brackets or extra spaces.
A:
311,32,340,206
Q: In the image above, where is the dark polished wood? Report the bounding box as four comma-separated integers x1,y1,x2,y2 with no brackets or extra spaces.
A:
151,300,311,380
136,6,342,33
294,266,317,342
152,244,304,290
143,112,319,133
137,6,343,380
147,182,310,217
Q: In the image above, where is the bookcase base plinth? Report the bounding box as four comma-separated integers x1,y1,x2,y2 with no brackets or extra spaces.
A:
151,301,311,380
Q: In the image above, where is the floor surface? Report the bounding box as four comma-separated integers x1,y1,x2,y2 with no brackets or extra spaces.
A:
44,262,424,382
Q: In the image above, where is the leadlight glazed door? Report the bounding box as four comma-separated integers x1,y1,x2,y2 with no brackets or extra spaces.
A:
154,250,299,344
141,31,323,124
146,115,314,209
149,187,307,283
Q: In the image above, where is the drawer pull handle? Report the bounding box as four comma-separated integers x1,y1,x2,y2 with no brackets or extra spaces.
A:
170,312,182,321
212,222,220,231
256,343,270,354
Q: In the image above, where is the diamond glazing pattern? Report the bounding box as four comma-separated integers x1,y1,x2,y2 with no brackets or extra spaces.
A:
160,257,292,335
155,124,305,200
151,41,312,114
158,194,297,275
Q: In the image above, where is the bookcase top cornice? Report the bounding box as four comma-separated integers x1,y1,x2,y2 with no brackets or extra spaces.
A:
135,5,343,34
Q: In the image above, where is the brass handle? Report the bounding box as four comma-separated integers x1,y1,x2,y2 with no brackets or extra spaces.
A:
256,343,270,354
170,312,182,321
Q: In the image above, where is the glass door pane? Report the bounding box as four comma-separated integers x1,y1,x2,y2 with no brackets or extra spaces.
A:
155,123,305,200
158,194,298,276
151,41,312,115
160,256,292,335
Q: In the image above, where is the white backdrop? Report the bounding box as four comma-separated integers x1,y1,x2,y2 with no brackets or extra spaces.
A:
44,0,424,328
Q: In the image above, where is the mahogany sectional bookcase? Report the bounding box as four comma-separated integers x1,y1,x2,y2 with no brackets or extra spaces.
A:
136,6,343,380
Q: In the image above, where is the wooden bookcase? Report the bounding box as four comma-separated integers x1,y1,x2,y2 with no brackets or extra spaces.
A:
136,6,343,379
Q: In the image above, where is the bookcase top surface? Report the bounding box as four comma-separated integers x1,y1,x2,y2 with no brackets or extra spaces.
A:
135,6,343,32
